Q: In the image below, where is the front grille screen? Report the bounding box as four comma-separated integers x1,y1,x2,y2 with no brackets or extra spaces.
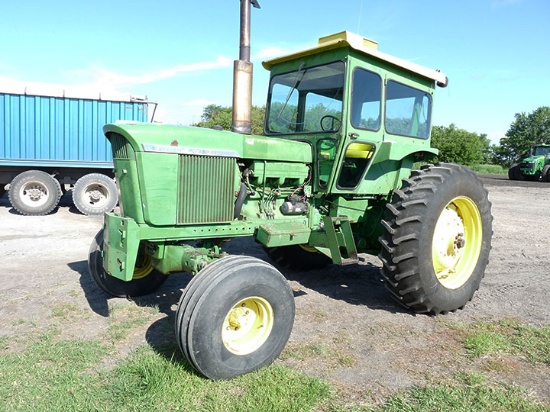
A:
177,155,235,224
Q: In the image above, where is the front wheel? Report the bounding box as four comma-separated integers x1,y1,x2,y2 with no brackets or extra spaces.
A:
542,165,550,182
379,163,492,314
88,229,167,297
175,256,295,380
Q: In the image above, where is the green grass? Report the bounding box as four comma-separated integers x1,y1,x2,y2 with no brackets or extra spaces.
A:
1,319,548,411
0,334,330,412
0,333,110,411
373,380,547,412
107,302,160,342
463,319,550,364
469,164,507,174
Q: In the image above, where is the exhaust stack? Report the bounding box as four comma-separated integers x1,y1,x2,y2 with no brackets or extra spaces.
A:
231,0,260,135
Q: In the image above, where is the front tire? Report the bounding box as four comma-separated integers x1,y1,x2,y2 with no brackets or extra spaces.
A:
175,256,295,380
379,164,492,314
542,165,550,182
73,173,118,215
88,229,167,297
8,170,62,215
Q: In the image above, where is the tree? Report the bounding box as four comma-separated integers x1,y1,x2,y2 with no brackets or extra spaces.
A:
193,104,265,135
497,106,550,164
431,124,488,165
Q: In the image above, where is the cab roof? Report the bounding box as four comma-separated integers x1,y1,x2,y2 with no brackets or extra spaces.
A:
262,31,448,88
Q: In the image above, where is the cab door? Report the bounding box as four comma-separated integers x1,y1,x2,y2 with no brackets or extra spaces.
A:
332,66,383,193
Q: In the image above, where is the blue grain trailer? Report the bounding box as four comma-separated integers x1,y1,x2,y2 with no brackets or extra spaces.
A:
0,87,154,215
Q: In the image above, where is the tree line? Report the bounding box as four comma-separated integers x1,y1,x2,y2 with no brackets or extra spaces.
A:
193,104,550,167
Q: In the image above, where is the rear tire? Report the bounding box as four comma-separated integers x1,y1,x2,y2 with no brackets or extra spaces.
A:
73,173,118,215
175,256,295,380
8,170,62,215
542,165,550,182
88,229,167,297
379,163,492,314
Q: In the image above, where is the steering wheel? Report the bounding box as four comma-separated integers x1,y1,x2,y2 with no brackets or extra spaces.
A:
320,115,342,131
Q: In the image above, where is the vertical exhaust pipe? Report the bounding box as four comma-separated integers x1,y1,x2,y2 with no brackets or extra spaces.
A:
231,0,261,135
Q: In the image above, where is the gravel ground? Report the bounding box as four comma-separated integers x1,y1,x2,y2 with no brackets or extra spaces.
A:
0,173,548,405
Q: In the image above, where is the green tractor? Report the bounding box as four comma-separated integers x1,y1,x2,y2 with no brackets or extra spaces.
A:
88,1,492,380
508,144,550,181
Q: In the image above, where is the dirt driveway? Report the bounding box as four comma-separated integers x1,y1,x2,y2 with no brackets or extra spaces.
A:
0,174,548,405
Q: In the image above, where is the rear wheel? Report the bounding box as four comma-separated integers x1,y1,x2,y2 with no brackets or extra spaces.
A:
73,173,118,215
88,229,167,297
175,256,295,380
542,165,550,182
379,163,492,314
264,245,332,270
8,170,62,215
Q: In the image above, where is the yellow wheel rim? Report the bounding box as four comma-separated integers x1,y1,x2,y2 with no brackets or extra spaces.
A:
132,251,154,280
432,196,482,289
299,244,318,253
222,297,274,355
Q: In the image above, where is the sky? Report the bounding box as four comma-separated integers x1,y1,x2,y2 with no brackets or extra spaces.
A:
1,0,549,144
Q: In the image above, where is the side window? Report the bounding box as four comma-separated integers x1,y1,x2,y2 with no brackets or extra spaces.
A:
317,138,339,188
385,81,432,139
350,68,382,131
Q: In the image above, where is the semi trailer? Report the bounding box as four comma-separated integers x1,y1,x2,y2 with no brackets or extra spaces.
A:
0,86,153,215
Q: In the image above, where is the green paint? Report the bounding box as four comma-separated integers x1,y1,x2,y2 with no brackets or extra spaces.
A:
101,32,449,279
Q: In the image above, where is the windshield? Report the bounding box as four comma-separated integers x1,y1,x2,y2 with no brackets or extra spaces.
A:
533,146,550,157
266,61,345,134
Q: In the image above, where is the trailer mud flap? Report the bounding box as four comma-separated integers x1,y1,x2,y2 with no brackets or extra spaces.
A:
103,214,141,281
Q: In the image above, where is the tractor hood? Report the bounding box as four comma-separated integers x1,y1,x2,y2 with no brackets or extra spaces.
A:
522,155,544,164
104,122,312,164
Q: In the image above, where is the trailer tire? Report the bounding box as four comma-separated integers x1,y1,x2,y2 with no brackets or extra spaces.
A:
88,229,167,298
73,173,118,215
175,256,295,380
379,163,492,315
8,170,62,216
264,245,332,270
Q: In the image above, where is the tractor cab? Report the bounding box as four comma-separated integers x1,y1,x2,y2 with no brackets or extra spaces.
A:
263,31,448,195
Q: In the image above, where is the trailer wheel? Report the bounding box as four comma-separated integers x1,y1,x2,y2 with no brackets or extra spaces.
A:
73,173,118,215
264,245,332,270
379,163,492,315
8,170,62,216
88,229,167,297
175,256,295,380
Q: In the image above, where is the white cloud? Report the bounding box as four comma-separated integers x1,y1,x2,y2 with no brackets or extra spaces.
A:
251,41,312,61
92,56,233,88
0,76,133,101
252,46,296,60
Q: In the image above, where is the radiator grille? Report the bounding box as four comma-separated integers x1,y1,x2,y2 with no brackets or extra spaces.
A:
110,134,129,159
177,155,235,224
